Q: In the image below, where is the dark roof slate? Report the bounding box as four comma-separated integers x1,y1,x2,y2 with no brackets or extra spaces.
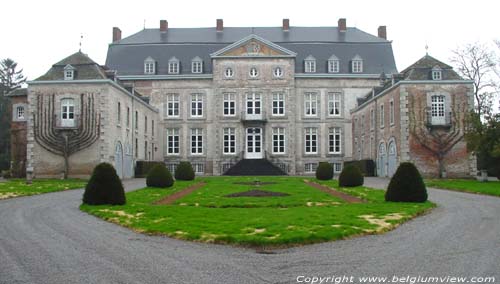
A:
401,54,462,80
36,51,108,81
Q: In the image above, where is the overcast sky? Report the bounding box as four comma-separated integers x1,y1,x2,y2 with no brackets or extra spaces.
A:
1,0,498,81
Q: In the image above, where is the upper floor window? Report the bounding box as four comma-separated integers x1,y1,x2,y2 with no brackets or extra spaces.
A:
135,111,139,130
432,66,442,80
249,67,259,78
61,98,75,127
223,93,236,116
431,95,446,125
328,92,341,116
166,94,180,117
304,92,318,116
351,55,363,73
225,67,234,78
191,93,203,117
272,93,285,116
328,55,339,73
191,57,203,73
190,128,203,155
370,108,375,130
144,57,155,74
16,106,25,120
390,100,395,125
64,64,75,80
223,127,236,154
144,115,148,134
126,107,130,127
168,57,180,74
272,127,286,154
304,55,316,73
117,102,121,124
305,127,318,154
328,127,341,154
166,128,180,155
380,104,385,128
273,67,283,78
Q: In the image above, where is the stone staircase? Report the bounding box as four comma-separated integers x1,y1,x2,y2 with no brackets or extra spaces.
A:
224,159,287,176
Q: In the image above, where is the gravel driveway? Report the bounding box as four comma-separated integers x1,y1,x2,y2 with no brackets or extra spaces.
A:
0,178,498,284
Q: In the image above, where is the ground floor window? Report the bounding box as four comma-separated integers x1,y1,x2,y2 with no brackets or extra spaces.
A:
223,128,236,154
333,162,342,173
222,163,233,173
166,163,178,175
166,129,180,155
191,128,203,155
272,127,285,154
192,163,205,174
305,163,317,173
305,128,318,154
328,127,341,154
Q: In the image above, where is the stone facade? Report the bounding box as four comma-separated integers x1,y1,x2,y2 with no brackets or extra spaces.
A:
9,93,28,177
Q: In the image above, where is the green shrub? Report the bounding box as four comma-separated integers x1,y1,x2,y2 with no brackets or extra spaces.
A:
83,163,126,205
135,161,165,178
385,162,427,202
338,164,364,187
146,164,174,188
175,161,195,181
344,160,376,176
316,162,333,180
1,170,11,179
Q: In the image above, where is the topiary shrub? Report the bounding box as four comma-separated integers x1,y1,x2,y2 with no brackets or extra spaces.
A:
175,161,195,181
385,162,427,202
316,162,334,180
146,164,174,188
83,163,126,205
338,164,364,187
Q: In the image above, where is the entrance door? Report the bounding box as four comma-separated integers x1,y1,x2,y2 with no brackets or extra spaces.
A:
245,127,263,159
377,143,387,177
246,93,262,120
387,141,397,177
115,142,124,179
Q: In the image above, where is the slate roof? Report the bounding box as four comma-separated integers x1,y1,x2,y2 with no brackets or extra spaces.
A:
401,54,462,80
106,26,398,76
36,51,108,81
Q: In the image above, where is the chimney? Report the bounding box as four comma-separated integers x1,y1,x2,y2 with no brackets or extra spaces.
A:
112,27,122,42
216,19,223,32
160,20,168,32
338,18,346,32
378,26,387,39
282,18,290,31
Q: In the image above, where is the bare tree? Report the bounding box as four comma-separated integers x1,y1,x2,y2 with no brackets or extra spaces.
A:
451,42,497,118
408,95,468,178
33,94,100,179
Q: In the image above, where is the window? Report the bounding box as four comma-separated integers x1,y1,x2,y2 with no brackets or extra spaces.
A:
432,66,442,80
135,138,138,158
390,100,395,125
225,67,234,78
16,106,25,120
144,115,148,134
144,141,148,160
144,58,155,75
166,94,180,117
191,57,203,73
272,128,285,154
61,98,75,127
166,163,177,175
193,163,205,174
304,55,316,73
134,111,138,130
380,104,385,128
117,102,121,124
333,162,342,173
328,127,341,154
361,115,365,132
223,128,236,154
168,57,179,74
64,65,75,80
431,95,446,124
272,93,285,116
151,143,155,160
126,107,130,128
352,55,363,73
305,128,318,154
190,94,203,117
223,93,236,116
328,92,341,116
152,120,155,136
166,129,180,155
249,67,258,78
305,163,317,173
360,136,364,160
273,67,283,78
304,92,318,116
370,108,375,130
191,128,203,154
328,56,340,73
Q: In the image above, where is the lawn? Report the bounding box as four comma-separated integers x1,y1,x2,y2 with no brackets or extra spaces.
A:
425,179,500,197
81,176,434,247
0,179,87,200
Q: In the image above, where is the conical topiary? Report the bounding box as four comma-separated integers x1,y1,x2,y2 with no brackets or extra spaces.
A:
338,164,364,187
146,164,174,188
316,162,334,180
385,162,428,202
83,163,126,205
175,161,195,181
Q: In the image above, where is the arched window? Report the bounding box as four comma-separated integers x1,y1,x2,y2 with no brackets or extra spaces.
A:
61,98,75,127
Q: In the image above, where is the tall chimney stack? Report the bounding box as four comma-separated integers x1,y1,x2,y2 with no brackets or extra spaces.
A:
282,18,290,31
160,20,168,32
338,18,346,32
378,26,387,39
112,27,122,42
216,19,223,32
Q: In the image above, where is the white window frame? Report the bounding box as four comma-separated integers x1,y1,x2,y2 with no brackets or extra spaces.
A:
328,127,341,154
144,61,155,75
352,60,363,73
273,67,283,78
223,127,236,154
190,128,203,155
193,163,205,174
328,92,341,117
333,162,342,173
249,67,259,78
431,95,446,125
432,69,442,80
305,60,316,73
224,67,234,78
190,93,203,118
380,104,385,128
168,58,180,74
328,60,339,73
64,70,74,80
61,98,75,127
272,93,285,116
166,128,180,155
191,59,203,74
304,92,318,117
166,94,180,118
16,106,25,120
305,127,318,154
223,93,236,116
305,163,317,173
272,127,286,154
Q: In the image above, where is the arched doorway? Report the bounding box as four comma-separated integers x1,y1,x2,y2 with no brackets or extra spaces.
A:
115,141,124,179
123,143,133,178
387,140,398,177
377,142,387,177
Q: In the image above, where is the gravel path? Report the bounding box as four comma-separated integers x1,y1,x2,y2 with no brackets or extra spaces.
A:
0,178,498,284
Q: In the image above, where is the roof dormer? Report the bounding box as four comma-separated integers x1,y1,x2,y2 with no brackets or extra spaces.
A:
64,64,76,80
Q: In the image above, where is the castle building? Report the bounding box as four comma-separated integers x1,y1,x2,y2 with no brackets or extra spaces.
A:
11,18,474,178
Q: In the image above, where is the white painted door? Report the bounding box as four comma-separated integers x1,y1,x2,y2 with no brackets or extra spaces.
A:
431,96,446,125
245,127,263,159
387,141,397,177
377,143,387,177
246,93,262,120
61,98,75,127
115,142,124,179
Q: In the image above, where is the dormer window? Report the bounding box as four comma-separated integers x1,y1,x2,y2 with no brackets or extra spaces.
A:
351,55,363,73
191,57,203,74
168,57,180,74
328,55,340,73
144,57,155,75
304,55,316,73
64,64,75,80
432,66,442,80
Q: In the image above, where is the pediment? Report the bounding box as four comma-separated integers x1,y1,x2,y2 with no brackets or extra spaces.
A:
211,35,296,58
